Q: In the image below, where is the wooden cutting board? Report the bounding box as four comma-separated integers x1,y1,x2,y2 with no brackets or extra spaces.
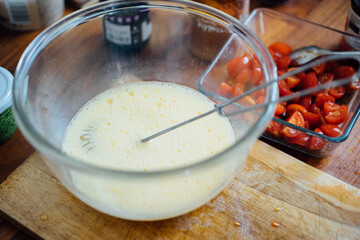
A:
0,140,359,240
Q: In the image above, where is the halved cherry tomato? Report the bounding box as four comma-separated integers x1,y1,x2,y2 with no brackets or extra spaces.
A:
309,128,326,150
298,96,312,109
284,132,311,147
320,124,342,137
309,104,326,126
334,66,355,80
236,69,253,84
275,102,286,116
218,82,233,97
303,112,321,128
252,60,263,84
276,55,291,71
312,63,326,75
240,96,256,106
323,102,348,125
266,120,282,138
301,72,317,90
269,42,292,56
227,57,242,77
286,104,308,116
309,103,322,114
318,73,334,84
329,86,345,99
268,48,281,61
314,93,335,108
252,87,266,101
285,75,301,89
326,60,339,72
256,95,265,104
232,82,244,97
288,67,306,80
304,120,310,129
282,111,305,138
278,80,293,96
227,53,254,77
347,75,360,91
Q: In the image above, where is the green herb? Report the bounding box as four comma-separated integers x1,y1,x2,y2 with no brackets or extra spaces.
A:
0,107,17,144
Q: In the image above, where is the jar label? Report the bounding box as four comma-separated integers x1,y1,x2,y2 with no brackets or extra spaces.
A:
0,0,41,30
104,20,132,45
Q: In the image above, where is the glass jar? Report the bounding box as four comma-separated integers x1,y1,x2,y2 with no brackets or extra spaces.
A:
344,0,360,50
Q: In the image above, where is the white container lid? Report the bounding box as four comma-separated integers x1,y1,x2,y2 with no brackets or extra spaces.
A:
0,67,14,114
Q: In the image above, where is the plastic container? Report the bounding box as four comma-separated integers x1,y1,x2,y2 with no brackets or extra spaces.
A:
0,67,16,144
244,8,360,157
12,0,277,220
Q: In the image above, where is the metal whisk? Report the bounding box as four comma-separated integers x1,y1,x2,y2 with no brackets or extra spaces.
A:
141,53,360,143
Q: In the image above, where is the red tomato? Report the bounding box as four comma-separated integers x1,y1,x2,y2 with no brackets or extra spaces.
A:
347,82,360,91
304,120,310,129
285,75,301,89
275,103,286,116
329,86,345,99
288,67,306,79
309,104,326,126
278,80,293,96
218,82,233,97
326,60,339,72
312,63,326,75
282,111,305,138
314,93,335,108
347,75,360,91
320,124,342,137
268,48,281,61
252,87,266,101
318,73,334,84
285,132,311,147
232,82,244,97
334,66,355,79
269,42,292,56
309,103,322,114
236,69,253,84
309,128,326,150
227,57,242,77
301,72,318,90
256,95,265,104
286,104,308,116
253,60,263,84
276,55,292,71
303,111,321,128
266,120,282,138
227,54,254,77
240,96,256,106
298,96,312,109
323,102,348,125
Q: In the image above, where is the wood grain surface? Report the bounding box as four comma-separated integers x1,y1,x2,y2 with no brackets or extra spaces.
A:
0,0,359,239
0,141,359,240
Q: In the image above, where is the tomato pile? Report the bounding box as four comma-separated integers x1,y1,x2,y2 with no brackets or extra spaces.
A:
218,42,359,151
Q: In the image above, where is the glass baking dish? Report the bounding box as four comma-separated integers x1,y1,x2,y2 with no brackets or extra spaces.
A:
244,8,360,157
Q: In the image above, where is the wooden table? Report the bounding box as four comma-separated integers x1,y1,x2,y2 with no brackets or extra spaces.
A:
0,0,358,239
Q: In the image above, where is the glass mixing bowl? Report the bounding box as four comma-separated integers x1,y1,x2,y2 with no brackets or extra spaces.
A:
12,0,277,220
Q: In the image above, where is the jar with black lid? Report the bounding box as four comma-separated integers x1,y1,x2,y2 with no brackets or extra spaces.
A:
101,0,152,53
345,0,360,50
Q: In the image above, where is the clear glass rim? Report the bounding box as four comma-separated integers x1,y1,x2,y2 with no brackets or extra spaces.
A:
12,0,278,177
